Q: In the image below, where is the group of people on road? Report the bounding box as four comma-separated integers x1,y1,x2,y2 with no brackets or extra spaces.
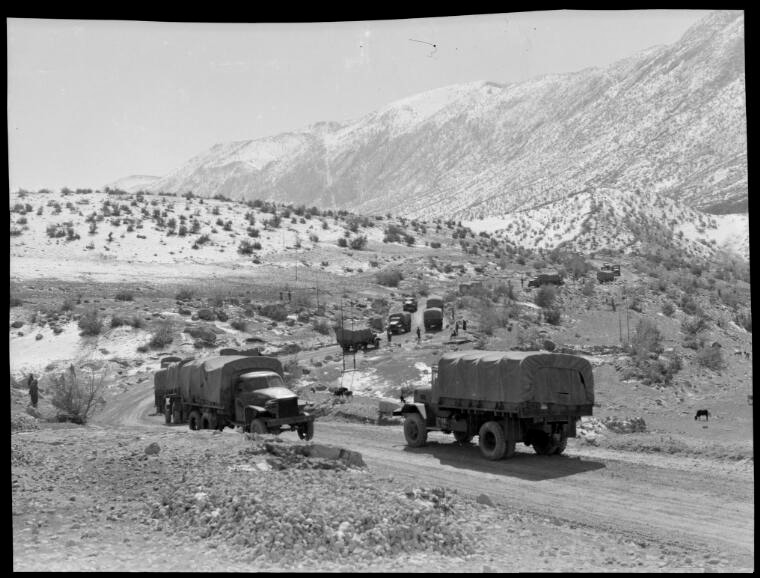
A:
386,319,469,345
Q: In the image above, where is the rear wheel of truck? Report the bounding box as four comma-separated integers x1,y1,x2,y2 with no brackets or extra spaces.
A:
403,413,428,447
297,421,314,441
531,431,558,455
201,412,217,430
553,434,568,455
453,431,473,444
188,410,201,431
478,421,507,460
249,418,268,435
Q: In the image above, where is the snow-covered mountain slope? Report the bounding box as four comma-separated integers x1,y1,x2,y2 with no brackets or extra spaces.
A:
462,188,749,261
128,11,745,221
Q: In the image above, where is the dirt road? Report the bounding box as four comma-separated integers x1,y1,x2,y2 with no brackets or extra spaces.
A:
96,380,753,569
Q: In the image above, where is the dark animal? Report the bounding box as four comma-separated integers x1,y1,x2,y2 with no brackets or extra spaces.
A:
333,387,352,398
694,409,710,421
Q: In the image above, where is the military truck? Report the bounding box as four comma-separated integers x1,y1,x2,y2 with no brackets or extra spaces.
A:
394,350,594,460
334,326,382,352
601,263,621,277
596,270,615,283
423,308,444,331
403,296,418,313
388,311,412,334
527,273,564,288
154,354,314,439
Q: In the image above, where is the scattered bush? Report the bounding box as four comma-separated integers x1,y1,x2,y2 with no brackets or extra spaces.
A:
375,269,403,287
260,303,288,322
230,318,248,331
543,308,561,325
581,280,595,297
534,285,556,308
312,319,331,335
630,318,663,358
695,344,725,371
77,308,103,336
661,301,675,316
115,290,134,302
149,321,174,348
349,235,368,250
49,364,106,424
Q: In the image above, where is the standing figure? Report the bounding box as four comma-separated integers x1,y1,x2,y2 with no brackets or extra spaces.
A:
416,326,421,342
462,319,467,331
387,328,392,344
27,373,39,408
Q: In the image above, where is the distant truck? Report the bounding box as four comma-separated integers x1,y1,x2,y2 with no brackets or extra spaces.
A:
388,311,412,334
403,297,418,312
394,350,594,460
334,326,382,352
527,273,564,288
596,270,615,283
423,308,444,331
154,354,314,439
425,296,444,310
601,263,621,276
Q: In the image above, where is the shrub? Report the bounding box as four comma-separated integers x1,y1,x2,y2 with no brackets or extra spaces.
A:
534,285,556,308
230,318,248,331
681,314,709,337
312,319,331,335
238,240,256,255
175,287,194,301
149,321,174,348
337,237,348,248
110,314,126,328
349,235,367,250
375,269,403,287
543,308,561,325
128,315,145,329
260,303,288,321
49,364,106,424
661,301,675,316
115,290,134,301
631,318,662,358
581,280,595,297
430,241,441,249
696,344,725,371
78,308,103,336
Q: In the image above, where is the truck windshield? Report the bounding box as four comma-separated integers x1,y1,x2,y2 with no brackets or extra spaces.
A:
237,372,284,392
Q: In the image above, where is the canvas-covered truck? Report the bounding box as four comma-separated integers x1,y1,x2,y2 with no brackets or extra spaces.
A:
388,312,412,334
334,326,382,352
527,273,564,288
425,296,444,310
596,270,615,283
423,308,444,331
154,355,314,439
393,350,594,460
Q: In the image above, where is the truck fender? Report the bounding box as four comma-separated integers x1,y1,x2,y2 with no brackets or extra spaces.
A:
244,405,268,422
397,403,427,420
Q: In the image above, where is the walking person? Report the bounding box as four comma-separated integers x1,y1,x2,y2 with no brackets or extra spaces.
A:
462,319,467,331
387,328,392,344
416,326,421,342
27,373,38,408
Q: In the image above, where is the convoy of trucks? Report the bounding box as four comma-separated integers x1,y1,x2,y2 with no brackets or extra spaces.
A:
423,295,445,331
393,350,595,460
154,353,314,439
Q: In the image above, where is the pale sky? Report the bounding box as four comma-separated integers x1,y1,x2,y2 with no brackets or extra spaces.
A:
7,10,715,192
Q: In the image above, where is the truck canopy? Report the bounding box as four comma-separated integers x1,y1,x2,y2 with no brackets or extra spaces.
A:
423,308,443,320
434,350,594,406
334,326,377,345
182,355,285,410
426,296,444,309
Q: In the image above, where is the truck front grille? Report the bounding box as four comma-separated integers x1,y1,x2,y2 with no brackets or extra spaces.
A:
268,398,299,418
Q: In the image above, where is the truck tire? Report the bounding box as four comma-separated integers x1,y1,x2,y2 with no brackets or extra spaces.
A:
249,418,268,435
297,421,314,441
453,431,473,444
188,410,201,431
403,413,427,447
201,411,217,430
553,434,568,455
478,421,507,460
532,431,558,455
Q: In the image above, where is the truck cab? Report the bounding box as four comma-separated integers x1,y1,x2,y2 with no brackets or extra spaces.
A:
403,297,418,312
234,370,303,424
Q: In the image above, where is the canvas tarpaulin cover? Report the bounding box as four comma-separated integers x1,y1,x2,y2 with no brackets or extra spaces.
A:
434,351,594,405
182,356,284,410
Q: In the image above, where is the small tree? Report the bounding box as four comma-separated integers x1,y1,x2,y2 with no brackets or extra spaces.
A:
50,364,106,423
78,308,103,336
534,285,556,308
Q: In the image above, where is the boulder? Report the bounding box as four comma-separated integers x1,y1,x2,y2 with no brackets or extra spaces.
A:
144,442,161,455
197,308,215,321
11,320,23,329
476,494,494,507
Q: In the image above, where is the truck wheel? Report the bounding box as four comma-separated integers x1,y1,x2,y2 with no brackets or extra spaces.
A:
532,431,558,455
403,413,427,447
188,410,201,431
298,421,314,441
453,431,473,444
201,411,217,430
553,434,568,455
478,421,507,460
249,418,268,435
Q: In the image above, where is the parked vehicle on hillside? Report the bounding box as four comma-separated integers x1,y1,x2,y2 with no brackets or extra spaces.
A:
597,270,615,283
403,297,418,312
334,326,382,352
388,311,412,334
527,273,564,288
601,263,621,276
394,350,594,460
154,354,314,439
423,308,444,331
